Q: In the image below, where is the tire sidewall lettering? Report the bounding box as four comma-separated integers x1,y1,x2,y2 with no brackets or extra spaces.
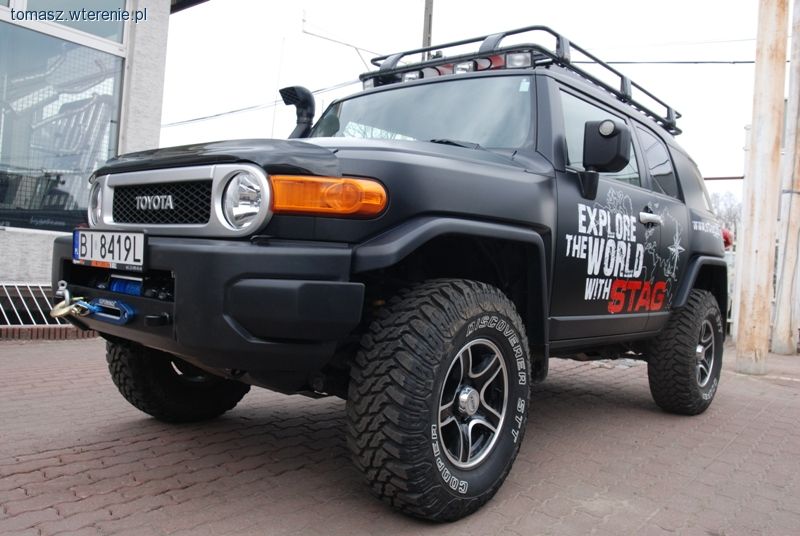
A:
432,311,529,497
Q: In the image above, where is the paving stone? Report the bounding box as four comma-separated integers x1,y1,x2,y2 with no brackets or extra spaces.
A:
0,339,798,534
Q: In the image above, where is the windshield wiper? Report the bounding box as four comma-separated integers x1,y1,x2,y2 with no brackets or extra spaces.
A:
428,139,483,150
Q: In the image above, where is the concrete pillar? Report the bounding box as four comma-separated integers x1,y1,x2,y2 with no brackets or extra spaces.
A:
117,0,171,154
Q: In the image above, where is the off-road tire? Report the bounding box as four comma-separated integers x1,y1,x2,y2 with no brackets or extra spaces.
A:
106,341,250,423
647,289,723,415
347,279,531,522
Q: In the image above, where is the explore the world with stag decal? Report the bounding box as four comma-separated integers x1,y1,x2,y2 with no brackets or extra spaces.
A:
564,188,684,314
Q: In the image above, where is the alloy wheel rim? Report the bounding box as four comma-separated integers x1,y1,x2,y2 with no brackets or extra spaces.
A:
438,338,508,469
695,319,715,387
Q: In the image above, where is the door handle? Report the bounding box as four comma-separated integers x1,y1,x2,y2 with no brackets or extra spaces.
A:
639,212,663,226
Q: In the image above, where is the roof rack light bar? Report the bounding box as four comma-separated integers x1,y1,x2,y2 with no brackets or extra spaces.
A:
362,25,682,135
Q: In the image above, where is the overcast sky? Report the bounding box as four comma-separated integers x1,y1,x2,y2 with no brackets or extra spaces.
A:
160,0,781,198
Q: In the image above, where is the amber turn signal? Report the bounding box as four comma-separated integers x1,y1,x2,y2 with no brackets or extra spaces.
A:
269,175,387,217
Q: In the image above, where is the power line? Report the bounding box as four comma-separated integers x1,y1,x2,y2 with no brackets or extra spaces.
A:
581,60,772,65
161,79,359,128
162,55,776,128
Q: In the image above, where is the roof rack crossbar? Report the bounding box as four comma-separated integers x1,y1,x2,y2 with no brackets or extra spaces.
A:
364,25,682,134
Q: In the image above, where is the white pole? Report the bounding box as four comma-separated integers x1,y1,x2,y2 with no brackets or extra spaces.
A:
773,0,800,355
734,0,789,373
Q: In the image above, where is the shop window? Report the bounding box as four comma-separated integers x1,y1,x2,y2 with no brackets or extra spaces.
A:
0,21,122,231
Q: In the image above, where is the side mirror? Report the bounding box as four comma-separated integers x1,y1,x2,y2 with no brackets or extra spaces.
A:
578,120,631,200
279,86,315,139
583,120,631,173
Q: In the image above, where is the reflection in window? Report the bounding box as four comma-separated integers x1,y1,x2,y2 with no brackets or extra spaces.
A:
636,127,679,198
312,76,532,148
560,91,639,186
342,122,414,140
27,0,127,42
0,21,122,231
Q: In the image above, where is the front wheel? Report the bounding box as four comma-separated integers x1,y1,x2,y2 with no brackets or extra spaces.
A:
647,289,723,415
347,280,531,521
106,341,250,423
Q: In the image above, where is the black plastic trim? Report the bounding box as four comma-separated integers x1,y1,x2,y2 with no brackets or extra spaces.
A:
673,256,728,310
353,216,546,272
549,312,649,340
352,216,550,356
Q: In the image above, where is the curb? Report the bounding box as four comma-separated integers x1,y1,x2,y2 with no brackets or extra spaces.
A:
0,326,98,341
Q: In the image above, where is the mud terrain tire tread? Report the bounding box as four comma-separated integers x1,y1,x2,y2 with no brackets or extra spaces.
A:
346,279,530,522
647,289,722,415
106,341,249,423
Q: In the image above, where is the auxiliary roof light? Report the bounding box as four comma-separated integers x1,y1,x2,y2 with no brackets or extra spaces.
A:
362,50,528,89
454,61,476,74
505,52,533,68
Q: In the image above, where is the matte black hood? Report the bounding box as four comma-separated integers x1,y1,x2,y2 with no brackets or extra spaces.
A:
306,138,528,171
94,139,341,177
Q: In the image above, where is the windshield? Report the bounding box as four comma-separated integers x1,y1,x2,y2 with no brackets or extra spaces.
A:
310,75,533,148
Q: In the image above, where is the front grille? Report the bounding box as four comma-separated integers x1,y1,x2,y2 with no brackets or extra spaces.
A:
113,181,212,225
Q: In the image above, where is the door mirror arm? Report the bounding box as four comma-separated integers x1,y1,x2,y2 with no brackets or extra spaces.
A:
577,170,599,200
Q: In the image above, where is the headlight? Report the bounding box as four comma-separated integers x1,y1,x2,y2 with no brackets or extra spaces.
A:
222,171,263,230
87,181,102,226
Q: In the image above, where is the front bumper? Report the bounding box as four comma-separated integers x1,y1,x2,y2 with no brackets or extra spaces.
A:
52,236,364,377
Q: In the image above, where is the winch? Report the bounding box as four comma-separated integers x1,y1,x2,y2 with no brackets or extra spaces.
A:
51,284,135,325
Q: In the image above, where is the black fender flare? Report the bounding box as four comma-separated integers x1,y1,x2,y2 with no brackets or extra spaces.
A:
673,255,728,315
352,216,551,378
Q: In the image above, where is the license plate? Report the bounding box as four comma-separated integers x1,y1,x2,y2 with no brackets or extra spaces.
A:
72,230,146,272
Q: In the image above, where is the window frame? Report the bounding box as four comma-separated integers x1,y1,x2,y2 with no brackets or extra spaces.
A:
632,122,685,202
0,0,128,57
556,85,646,190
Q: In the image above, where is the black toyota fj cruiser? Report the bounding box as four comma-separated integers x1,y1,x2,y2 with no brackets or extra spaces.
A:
51,26,727,521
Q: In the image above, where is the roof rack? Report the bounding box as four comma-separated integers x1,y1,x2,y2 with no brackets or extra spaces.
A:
361,25,682,135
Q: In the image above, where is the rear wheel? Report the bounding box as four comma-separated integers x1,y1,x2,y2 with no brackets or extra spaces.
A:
106,341,249,422
347,279,531,521
647,290,723,415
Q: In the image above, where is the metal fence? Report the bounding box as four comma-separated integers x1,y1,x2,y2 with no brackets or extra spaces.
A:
0,283,65,326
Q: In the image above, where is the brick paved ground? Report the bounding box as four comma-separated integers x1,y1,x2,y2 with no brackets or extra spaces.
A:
0,339,798,535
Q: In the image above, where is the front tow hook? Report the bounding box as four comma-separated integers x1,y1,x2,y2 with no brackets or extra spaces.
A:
51,296,136,325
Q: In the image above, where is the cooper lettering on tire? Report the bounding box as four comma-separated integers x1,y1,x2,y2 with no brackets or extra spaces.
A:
346,279,531,521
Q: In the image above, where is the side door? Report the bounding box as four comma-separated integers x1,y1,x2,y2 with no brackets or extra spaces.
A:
632,125,691,331
549,88,664,341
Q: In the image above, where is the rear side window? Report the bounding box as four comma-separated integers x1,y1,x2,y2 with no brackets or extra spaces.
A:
673,151,713,211
560,91,640,186
636,127,679,198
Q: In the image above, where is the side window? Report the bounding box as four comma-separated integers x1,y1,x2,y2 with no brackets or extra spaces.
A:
560,90,640,186
673,151,713,211
636,127,679,198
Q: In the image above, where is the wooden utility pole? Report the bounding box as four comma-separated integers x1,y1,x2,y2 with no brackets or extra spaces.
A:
773,0,800,355
422,0,433,58
734,0,789,374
